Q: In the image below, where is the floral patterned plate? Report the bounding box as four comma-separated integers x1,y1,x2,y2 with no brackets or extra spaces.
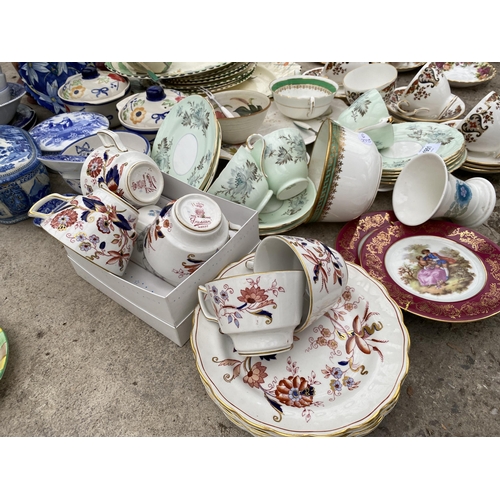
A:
151,95,220,190
360,220,500,322
191,253,410,437
0,327,8,380
436,62,497,88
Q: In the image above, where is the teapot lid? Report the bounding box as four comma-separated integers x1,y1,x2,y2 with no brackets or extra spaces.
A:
174,194,222,232
57,65,130,105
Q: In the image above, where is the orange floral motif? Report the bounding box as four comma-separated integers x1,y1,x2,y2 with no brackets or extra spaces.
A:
131,107,147,124
243,362,268,388
275,375,315,408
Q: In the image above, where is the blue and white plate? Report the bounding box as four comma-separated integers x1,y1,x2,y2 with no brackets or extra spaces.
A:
29,111,109,153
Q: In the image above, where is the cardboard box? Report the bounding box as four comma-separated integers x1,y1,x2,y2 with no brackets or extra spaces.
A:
65,172,260,346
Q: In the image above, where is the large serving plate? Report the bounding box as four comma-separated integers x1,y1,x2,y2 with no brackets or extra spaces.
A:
191,253,410,437
151,95,220,190
0,327,8,380
437,62,496,87
360,220,500,322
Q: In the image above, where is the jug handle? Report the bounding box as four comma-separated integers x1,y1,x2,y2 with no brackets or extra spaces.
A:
197,285,219,323
97,129,128,152
28,193,74,219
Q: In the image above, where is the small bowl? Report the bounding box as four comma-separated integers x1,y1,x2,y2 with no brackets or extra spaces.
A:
270,76,338,120
213,90,271,144
0,83,26,125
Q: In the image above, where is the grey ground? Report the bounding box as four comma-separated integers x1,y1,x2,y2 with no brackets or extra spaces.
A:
1,62,499,437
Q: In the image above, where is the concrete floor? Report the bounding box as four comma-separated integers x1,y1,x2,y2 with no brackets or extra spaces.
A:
1,62,499,437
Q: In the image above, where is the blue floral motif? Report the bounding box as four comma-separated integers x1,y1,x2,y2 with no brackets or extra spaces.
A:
444,179,473,219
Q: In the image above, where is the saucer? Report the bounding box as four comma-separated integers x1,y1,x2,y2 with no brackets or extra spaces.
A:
387,87,466,123
151,95,220,190
29,112,110,153
0,327,8,380
437,62,496,88
8,103,36,130
191,253,410,437
360,219,500,322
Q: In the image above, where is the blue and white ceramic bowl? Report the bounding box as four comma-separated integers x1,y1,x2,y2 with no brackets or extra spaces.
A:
29,111,109,153
0,82,26,125
0,125,51,224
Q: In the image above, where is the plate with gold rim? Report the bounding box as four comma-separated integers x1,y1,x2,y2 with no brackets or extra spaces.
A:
0,328,8,380
437,62,497,88
360,219,500,322
191,254,410,437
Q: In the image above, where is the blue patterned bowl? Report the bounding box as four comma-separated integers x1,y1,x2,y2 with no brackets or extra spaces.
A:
0,83,26,125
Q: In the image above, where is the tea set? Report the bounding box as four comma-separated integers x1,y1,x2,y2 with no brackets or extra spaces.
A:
2,60,499,437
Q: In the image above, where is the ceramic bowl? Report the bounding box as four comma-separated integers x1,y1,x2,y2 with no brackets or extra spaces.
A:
343,63,398,104
270,75,338,120
211,89,271,144
0,82,26,125
57,65,131,128
306,119,382,222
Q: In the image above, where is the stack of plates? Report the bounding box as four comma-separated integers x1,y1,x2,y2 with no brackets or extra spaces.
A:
378,122,466,190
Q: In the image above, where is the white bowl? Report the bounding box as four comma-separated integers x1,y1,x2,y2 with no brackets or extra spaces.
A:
0,83,26,125
212,90,271,144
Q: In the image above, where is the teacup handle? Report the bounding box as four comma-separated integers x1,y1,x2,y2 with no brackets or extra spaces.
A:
28,193,74,219
396,99,429,116
246,133,264,150
97,129,128,152
197,285,219,323
307,96,316,117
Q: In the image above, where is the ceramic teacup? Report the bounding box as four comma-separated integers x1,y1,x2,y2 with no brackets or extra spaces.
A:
198,270,306,356
246,128,309,201
207,145,273,212
28,185,139,276
392,152,496,227
342,63,398,104
80,129,164,207
396,62,454,120
252,235,348,332
337,89,394,149
457,91,500,157
270,75,338,120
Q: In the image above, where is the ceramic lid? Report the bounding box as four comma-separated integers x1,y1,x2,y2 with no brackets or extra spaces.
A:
0,125,41,182
174,194,222,232
58,65,130,105
117,85,185,131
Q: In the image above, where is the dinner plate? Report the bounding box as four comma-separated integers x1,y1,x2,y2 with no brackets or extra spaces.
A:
151,95,220,190
191,254,410,437
0,327,8,380
360,220,500,322
335,211,398,265
437,62,496,87
387,87,466,123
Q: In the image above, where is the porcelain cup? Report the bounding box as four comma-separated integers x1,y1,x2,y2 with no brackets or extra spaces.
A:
142,193,240,286
337,89,394,149
392,152,496,227
252,235,348,332
80,129,164,207
198,270,306,356
207,145,273,212
456,91,500,157
28,185,139,276
246,127,309,201
396,62,454,120
342,63,398,105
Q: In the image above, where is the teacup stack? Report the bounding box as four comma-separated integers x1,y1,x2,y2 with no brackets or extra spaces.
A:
198,235,348,356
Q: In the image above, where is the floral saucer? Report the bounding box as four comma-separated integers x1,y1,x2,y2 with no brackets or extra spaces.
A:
387,87,466,123
191,253,410,437
436,62,496,88
335,211,398,265
360,219,500,322
0,327,8,380
151,95,220,190
258,178,316,235
8,103,36,130
29,112,109,153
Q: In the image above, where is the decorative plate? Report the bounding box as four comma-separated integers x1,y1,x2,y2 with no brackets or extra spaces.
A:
360,220,500,322
0,327,8,380
258,177,316,234
8,103,36,130
29,111,109,153
436,62,496,87
380,122,465,172
151,95,220,190
191,254,410,437
335,211,398,265
387,87,466,123
106,62,232,80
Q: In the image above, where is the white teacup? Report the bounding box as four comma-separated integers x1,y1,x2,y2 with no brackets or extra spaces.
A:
392,152,496,228
198,270,306,356
342,63,398,105
396,62,454,120
207,145,273,212
252,235,348,332
246,128,309,201
337,89,394,149
457,91,500,157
